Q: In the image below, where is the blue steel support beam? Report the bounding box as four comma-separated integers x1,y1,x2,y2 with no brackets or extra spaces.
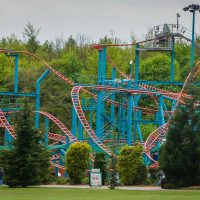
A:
111,67,116,125
170,36,175,82
135,43,140,83
72,107,77,136
78,119,83,140
102,47,107,84
121,98,126,138
127,95,133,145
35,69,50,128
159,95,165,126
96,92,102,138
97,49,103,84
44,116,49,147
14,55,19,93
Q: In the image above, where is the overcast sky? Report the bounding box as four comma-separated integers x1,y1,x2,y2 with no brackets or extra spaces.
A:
0,0,200,43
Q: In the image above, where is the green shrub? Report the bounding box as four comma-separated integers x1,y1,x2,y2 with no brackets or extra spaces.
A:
56,177,70,185
66,142,90,184
118,144,147,185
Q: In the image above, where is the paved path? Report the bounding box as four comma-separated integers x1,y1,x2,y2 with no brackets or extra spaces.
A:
38,185,162,191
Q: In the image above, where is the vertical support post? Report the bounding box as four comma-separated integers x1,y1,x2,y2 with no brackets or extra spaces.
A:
35,69,50,128
111,67,116,124
137,110,143,142
127,95,133,145
133,95,139,142
14,54,19,93
97,49,103,84
170,36,175,82
102,47,107,84
44,117,49,147
121,98,126,139
78,119,83,140
190,11,195,69
135,43,140,83
159,95,165,126
96,92,102,138
72,107,77,136
129,60,133,79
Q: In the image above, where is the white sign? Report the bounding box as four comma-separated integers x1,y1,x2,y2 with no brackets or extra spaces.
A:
90,170,102,187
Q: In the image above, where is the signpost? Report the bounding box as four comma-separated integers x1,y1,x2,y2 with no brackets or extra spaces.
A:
90,169,102,187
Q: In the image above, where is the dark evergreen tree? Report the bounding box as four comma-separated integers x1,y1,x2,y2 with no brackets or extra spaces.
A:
94,152,107,185
159,86,200,188
2,101,50,187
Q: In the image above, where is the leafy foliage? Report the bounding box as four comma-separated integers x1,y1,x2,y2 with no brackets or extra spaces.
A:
1,101,50,187
66,142,91,184
159,86,200,188
118,144,147,185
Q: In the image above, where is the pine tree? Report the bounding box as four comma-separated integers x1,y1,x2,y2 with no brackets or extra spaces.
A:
2,101,50,187
159,86,200,188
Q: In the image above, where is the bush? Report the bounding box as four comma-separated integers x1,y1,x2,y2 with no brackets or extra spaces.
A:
118,144,147,185
66,142,90,184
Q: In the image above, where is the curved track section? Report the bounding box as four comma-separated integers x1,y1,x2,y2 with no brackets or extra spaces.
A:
48,132,66,144
144,63,200,167
38,111,78,143
0,109,16,139
71,86,112,156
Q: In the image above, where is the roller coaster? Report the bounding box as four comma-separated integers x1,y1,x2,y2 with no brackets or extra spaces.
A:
0,23,200,173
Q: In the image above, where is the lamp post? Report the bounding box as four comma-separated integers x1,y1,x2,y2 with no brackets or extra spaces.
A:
176,13,180,29
183,4,200,69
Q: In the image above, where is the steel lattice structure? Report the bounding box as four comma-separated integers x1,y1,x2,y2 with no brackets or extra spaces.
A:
0,24,200,173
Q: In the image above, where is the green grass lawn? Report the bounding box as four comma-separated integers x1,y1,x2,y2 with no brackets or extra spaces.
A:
0,187,200,200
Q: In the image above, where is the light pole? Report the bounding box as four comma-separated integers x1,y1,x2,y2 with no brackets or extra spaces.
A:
176,13,180,29
183,4,200,69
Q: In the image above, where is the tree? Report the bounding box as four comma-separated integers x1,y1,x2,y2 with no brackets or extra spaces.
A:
159,86,200,188
1,101,50,187
23,22,40,53
66,142,90,184
118,144,147,185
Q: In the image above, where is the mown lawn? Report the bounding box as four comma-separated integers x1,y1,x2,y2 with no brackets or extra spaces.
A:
0,187,200,200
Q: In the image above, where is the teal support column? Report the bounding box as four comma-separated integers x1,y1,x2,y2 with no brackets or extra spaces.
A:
135,43,140,82
35,69,50,128
133,95,139,142
127,95,133,145
96,92,102,138
121,98,126,138
78,119,83,140
129,60,133,79
44,117,49,147
159,95,165,126
72,107,77,136
14,54,19,93
117,98,122,131
137,110,143,142
170,36,175,82
78,99,83,140
190,11,196,69
97,49,103,84
111,67,116,125
102,47,107,84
